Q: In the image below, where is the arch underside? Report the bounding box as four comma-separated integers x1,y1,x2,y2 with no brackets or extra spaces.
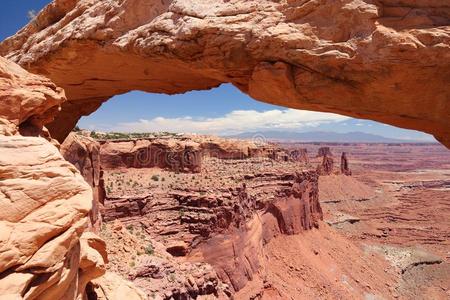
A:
1,0,449,146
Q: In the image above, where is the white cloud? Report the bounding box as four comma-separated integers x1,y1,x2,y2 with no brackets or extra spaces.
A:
109,109,350,134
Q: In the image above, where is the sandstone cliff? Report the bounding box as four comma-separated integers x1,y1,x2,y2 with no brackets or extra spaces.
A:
0,57,108,299
190,171,323,292
0,0,448,146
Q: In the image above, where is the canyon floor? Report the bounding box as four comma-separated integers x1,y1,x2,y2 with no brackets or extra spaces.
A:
93,138,449,300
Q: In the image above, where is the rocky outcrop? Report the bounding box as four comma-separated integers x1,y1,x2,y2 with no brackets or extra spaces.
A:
317,147,333,157
98,219,231,299
263,171,322,237
1,0,448,146
129,255,226,299
340,152,352,176
61,132,104,231
0,57,107,299
100,139,202,173
0,56,65,137
317,155,334,175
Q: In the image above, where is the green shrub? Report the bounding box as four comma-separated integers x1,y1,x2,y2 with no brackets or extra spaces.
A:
151,175,159,181
126,225,134,233
145,243,154,255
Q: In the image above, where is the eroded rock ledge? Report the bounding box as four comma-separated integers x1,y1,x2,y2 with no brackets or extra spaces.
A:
0,0,448,146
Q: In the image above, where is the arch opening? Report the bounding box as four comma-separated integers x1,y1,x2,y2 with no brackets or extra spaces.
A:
65,84,450,298
74,84,437,144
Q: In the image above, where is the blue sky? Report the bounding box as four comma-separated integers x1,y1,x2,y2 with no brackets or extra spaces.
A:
0,1,435,141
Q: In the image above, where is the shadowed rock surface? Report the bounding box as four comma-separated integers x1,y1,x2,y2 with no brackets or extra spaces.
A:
0,0,448,146
61,132,105,231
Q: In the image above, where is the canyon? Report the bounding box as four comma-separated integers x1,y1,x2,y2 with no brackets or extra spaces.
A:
62,132,450,299
0,0,449,299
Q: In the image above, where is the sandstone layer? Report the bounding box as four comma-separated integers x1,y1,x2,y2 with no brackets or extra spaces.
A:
0,57,110,299
0,0,448,146
100,138,203,173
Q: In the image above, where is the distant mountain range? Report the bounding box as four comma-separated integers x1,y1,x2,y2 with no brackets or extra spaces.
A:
228,131,431,143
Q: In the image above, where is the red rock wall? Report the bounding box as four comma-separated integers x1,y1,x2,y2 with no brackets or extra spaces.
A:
190,171,323,292
262,171,322,238
100,139,202,173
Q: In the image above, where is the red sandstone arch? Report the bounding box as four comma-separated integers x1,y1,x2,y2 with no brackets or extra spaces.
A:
0,0,449,146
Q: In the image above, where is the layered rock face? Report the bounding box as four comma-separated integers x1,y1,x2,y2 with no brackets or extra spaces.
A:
100,139,202,173
97,135,276,175
61,132,105,230
263,171,322,235
340,152,352,176
0,57,108,299
190,171,323,292
0,0,448,146
198,137,271,160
